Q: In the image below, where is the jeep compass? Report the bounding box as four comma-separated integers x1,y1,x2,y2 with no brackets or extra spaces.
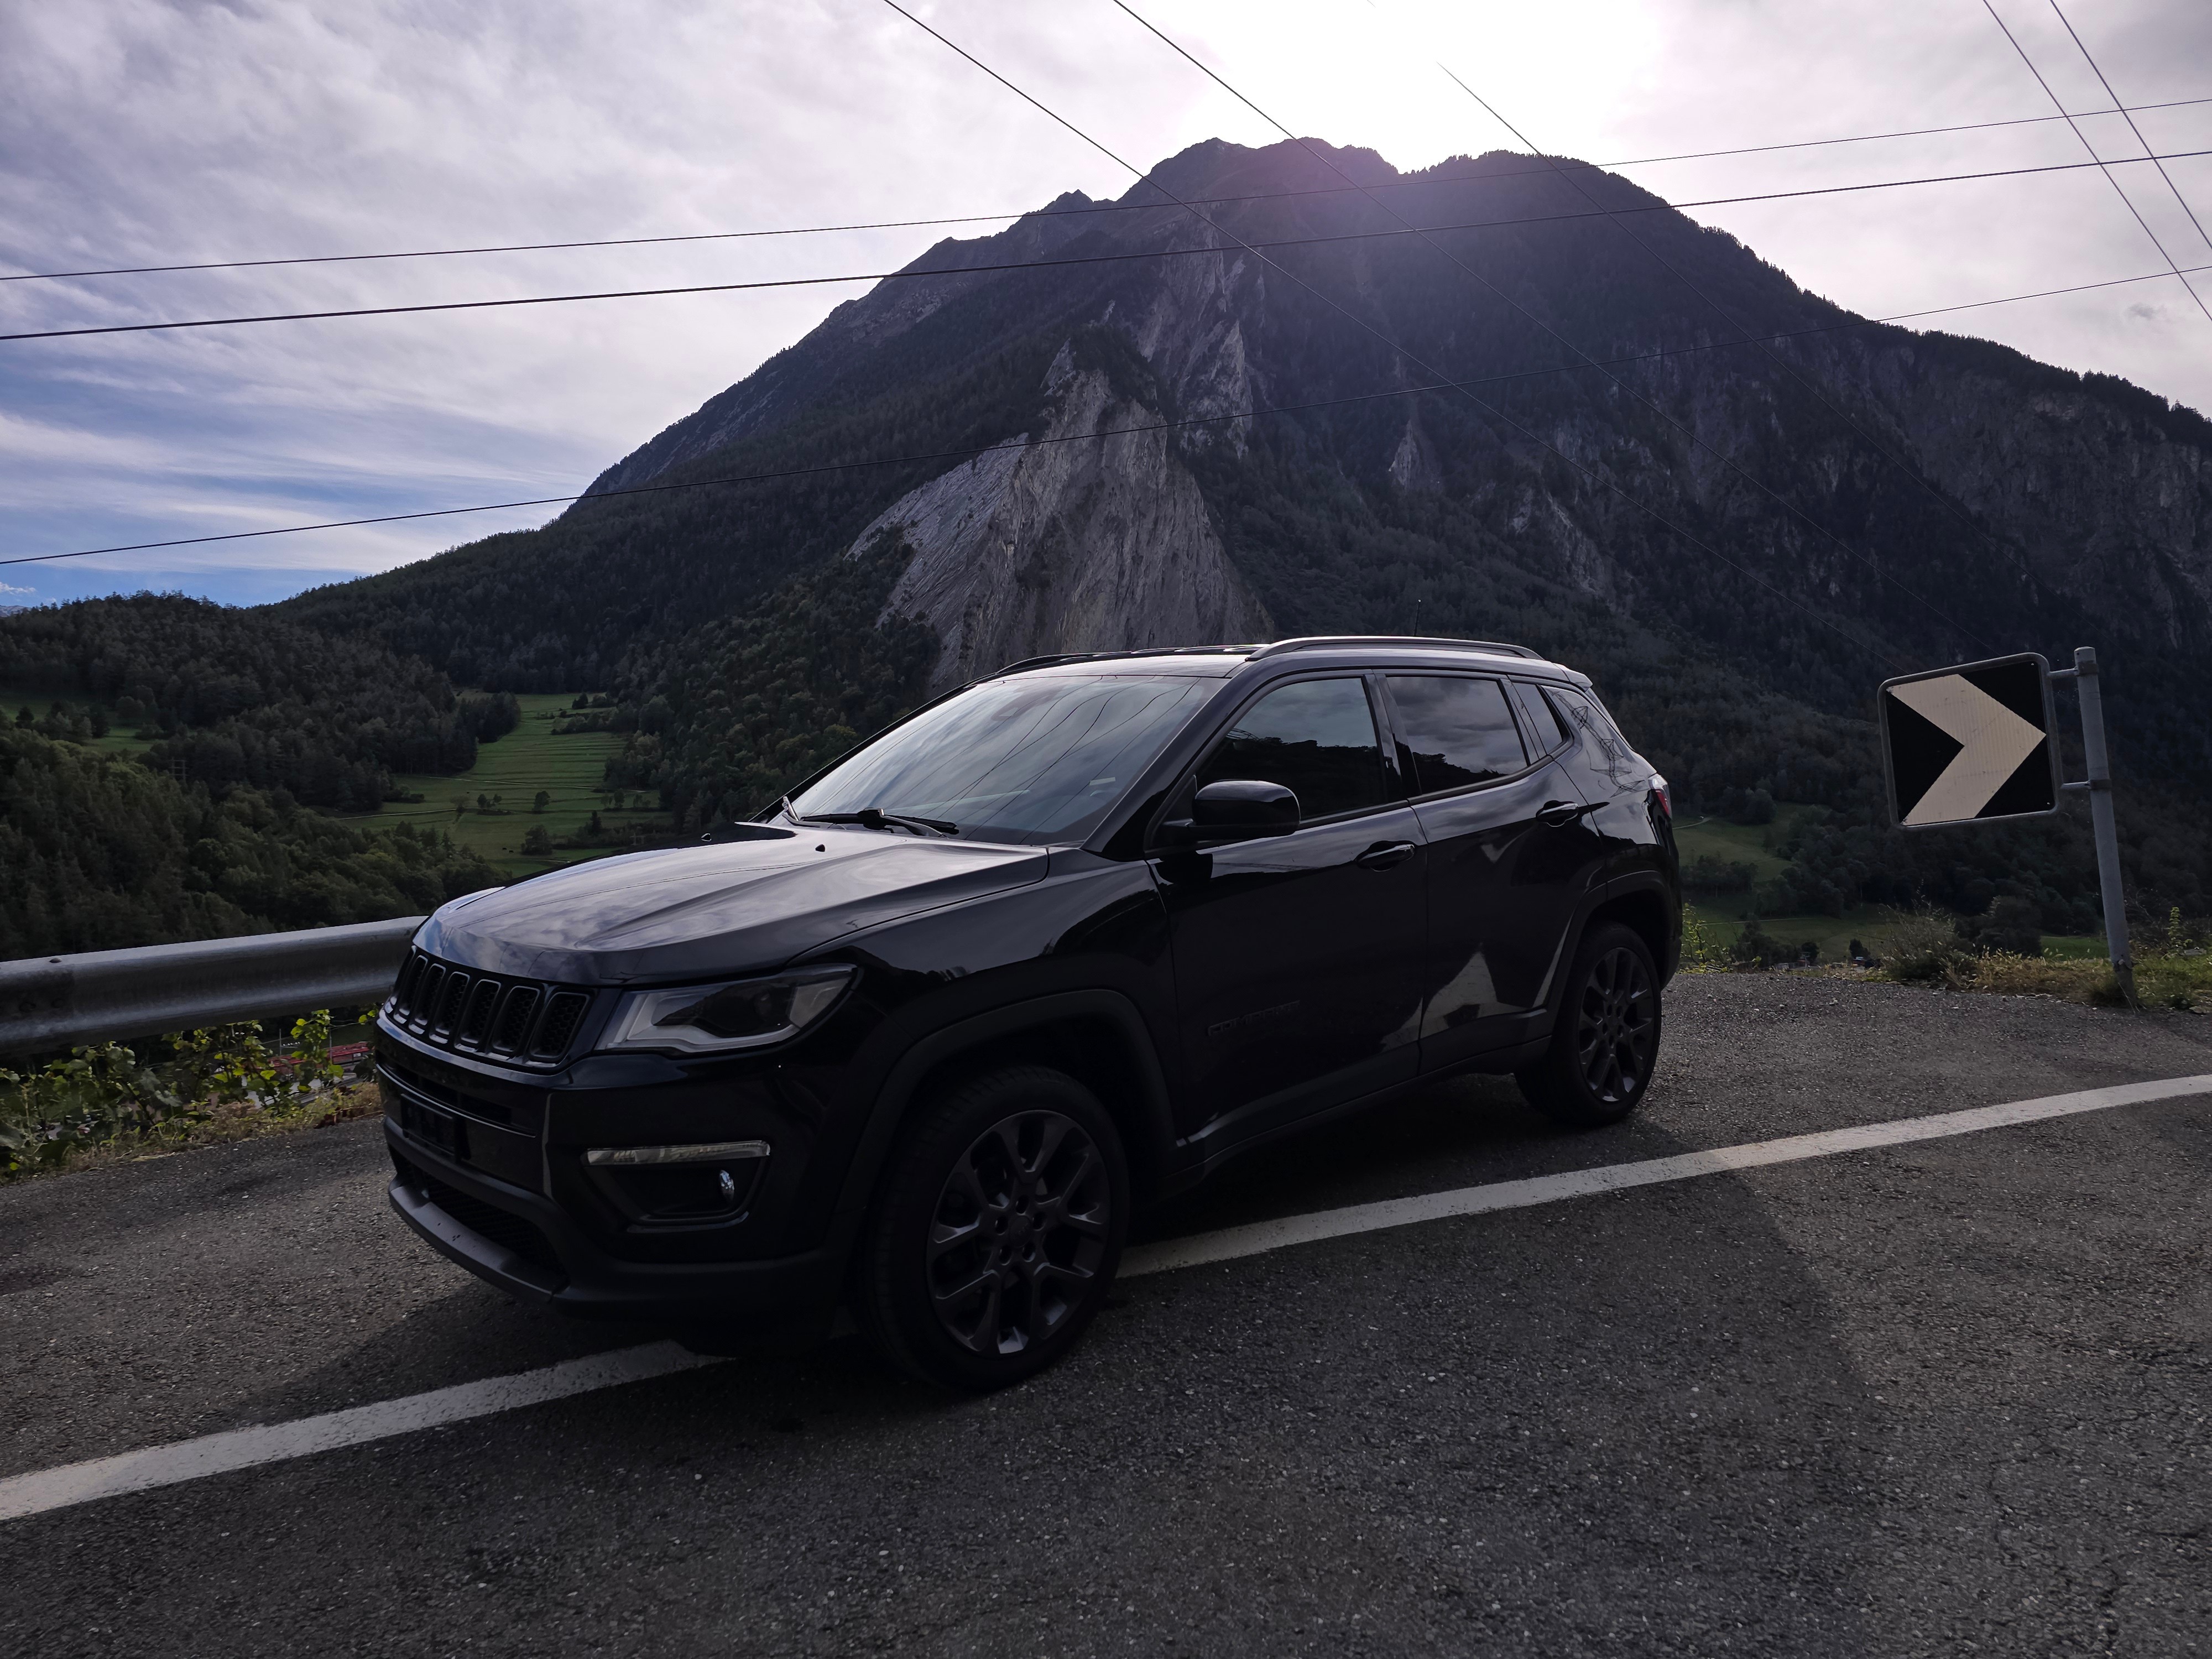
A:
379,636,1680,1389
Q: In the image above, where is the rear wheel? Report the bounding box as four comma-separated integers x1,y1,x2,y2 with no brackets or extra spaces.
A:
855,1065,1127,1391
1516,922,1662,1127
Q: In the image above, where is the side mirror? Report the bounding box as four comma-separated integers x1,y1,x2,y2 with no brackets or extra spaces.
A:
1190,779,1300,841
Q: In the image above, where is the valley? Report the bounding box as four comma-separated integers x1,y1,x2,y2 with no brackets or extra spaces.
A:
345,693,676,878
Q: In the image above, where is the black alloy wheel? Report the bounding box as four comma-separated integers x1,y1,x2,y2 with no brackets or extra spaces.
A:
1573,943,1656,1105
1516,922,1662,1127
927,1110,1111,1357
857,1065,1128,1390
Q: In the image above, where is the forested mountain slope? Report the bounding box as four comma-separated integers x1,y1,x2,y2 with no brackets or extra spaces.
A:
0,726,501,957
269,137,2212,920
0,594,518,810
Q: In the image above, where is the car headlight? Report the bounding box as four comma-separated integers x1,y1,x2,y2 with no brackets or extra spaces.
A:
601,965,856,1056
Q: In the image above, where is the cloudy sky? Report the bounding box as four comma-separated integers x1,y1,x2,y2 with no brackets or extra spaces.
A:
3,0,2208,609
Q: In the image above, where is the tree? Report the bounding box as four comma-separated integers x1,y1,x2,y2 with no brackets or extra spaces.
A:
521,826,552,856
532,790,550,813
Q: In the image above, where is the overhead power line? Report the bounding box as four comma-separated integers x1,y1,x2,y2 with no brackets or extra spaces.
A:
1983,0,2212,327
5,145,2209,346
2047,2,2212,259
11,94,2208,286
4,258,2203,570
1588,93,2212,168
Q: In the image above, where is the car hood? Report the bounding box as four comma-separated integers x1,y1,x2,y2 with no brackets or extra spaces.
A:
415,827,1050,983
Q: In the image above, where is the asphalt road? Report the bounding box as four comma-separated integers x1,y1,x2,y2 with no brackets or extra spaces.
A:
4,973,2210,1657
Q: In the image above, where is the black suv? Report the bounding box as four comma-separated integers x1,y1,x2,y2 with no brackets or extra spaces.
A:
380,637,1679,1389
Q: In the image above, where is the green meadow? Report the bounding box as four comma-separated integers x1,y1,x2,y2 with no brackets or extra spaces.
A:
13,685,679,879
346,692,674,875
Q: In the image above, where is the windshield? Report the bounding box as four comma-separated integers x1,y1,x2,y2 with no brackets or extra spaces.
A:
790,673,1214,845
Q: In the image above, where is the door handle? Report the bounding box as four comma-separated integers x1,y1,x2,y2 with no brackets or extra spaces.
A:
1356,840,1417,871
1538,799,1598,829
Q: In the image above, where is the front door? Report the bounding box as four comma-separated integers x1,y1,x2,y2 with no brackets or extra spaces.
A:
1380,672,1594,1070
1153,675,1427,1151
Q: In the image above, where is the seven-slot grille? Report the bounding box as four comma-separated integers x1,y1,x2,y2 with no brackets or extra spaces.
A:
387,950,593,1064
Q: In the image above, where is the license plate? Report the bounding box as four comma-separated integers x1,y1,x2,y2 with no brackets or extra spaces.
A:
403,1098,469,1161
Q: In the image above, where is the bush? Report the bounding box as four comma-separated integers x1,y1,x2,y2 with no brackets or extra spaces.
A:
1,1011,366,1177
1877,912,1974,983
1957,896,2041,957
1730,918,1790,968
1678,911,1729,971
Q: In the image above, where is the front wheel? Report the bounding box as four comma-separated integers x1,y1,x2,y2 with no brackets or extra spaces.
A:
1516,922,1662,1127
855,1065,1128,1391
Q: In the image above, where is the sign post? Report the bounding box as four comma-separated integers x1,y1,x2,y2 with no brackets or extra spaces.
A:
1877,648,2133,1004
2053,647,2134,1004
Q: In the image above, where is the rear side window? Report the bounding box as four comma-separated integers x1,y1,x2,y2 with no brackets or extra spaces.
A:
1386,675,1528,794
1511,681,1571,754
1195,677,1387,821
1547,685,1639,786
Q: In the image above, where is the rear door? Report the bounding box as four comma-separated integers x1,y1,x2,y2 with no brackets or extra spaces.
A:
1154,675,1427,1150
1380,672,1593,1070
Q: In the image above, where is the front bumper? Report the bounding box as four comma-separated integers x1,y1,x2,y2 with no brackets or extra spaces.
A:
385,1119,843,1325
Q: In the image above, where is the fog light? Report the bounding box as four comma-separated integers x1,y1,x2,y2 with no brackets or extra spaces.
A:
586,1139,769,1167
584,1140,769,1227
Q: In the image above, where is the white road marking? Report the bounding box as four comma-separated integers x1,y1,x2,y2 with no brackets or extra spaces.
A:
4,1074,2206,1524
0,1340,719,1524
1120,1074,2212,1277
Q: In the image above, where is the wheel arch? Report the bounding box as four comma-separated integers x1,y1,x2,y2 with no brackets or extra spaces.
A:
1586,877,1680,982
830,990,1178,1251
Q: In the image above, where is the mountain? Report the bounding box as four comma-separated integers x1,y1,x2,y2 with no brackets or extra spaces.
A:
265,137,2212,922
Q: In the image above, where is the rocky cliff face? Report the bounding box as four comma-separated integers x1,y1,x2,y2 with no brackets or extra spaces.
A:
847,347,1271,692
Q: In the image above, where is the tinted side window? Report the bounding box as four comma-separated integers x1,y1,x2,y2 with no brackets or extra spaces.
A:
1386,675,1528,794
1512,681,1570,755
1548,685,1638,787
1195,677,1387,821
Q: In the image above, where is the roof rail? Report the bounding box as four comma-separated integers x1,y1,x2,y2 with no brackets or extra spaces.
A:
1246,634,1542,661
992,645,1257,676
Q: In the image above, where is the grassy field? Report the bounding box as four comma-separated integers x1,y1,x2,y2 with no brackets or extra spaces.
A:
1672,805,1823,893
12,684,679,878
346,692,673,875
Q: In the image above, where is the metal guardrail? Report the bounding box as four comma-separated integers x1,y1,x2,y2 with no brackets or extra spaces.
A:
0,917,423,1056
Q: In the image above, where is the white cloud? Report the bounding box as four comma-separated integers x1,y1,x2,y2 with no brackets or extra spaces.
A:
2,0,2208,606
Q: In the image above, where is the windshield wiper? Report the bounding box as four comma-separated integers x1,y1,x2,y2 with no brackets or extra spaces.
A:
799,806,959,836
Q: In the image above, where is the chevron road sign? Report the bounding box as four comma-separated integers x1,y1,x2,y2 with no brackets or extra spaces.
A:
1879,652,2059,828
1877,645,2136,1004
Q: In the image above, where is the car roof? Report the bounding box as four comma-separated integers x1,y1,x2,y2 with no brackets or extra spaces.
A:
992,637,1589,686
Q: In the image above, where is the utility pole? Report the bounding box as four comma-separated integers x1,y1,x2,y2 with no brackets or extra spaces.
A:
2053,646,2135,1005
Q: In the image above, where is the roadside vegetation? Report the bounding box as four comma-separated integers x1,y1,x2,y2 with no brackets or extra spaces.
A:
1683,892,2205,1012
0,1011,379,1181
1871,906,2209,1009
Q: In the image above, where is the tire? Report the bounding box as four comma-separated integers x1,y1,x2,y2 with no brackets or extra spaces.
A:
855,1065,1129,1392
1516,922,1663,1128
